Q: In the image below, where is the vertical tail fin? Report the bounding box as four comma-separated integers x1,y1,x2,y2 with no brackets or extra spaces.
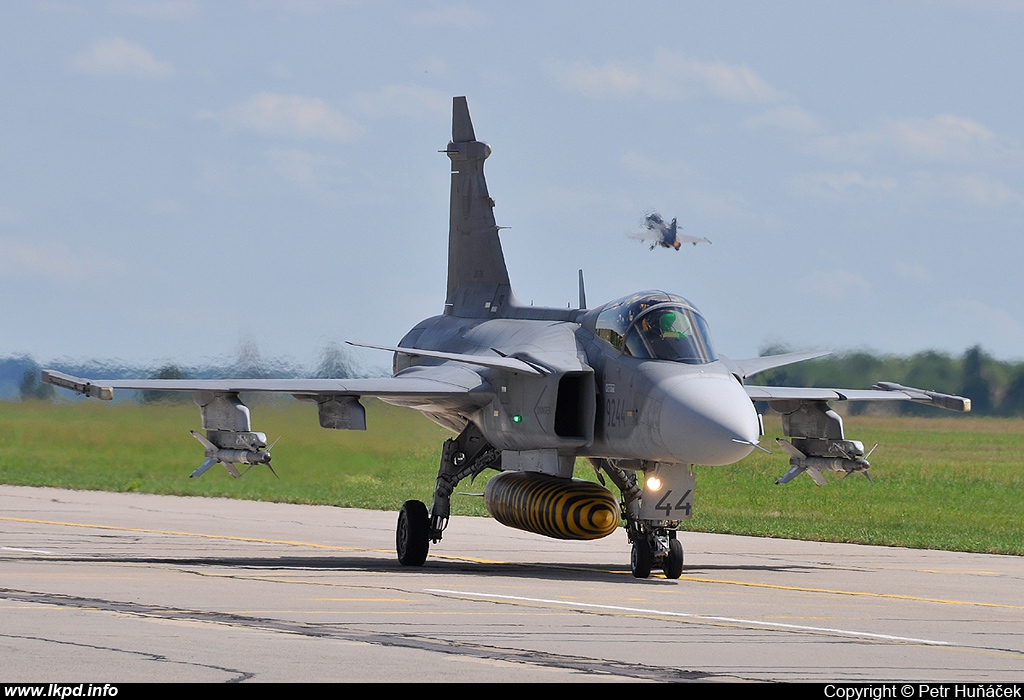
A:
445,97,515,317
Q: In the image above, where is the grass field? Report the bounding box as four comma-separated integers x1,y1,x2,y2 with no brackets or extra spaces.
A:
1,399,1021,555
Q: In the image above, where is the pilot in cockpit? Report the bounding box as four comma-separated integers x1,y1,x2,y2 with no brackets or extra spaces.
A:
657,311,690,340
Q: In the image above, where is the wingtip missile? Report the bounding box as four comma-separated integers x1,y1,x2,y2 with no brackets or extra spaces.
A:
41,370,114,400
872,382,971,412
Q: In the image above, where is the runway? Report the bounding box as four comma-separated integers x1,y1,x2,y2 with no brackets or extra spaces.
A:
2,485,1022,683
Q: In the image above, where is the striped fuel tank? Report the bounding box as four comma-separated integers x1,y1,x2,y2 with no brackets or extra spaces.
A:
484,470,619,540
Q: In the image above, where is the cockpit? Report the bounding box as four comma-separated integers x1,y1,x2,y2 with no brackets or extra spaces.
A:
592,291,718,365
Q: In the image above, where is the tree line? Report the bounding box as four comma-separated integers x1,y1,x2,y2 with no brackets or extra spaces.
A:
753,345,1024,416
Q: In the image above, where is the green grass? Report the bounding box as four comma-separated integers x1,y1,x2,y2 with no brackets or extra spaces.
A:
682,415,1024,554
2,400,1021,555
0,399,465,512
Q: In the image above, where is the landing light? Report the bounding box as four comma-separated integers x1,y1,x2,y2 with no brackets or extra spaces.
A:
645,474,663,492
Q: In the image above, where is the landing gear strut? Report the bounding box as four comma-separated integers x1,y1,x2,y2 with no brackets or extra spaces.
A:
395,423,499,566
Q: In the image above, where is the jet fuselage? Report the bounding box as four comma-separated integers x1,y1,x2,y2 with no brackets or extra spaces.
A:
390,297,760,472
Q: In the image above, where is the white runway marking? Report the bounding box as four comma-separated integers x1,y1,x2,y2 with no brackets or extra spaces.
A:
2,547,56,555
427,589,953,647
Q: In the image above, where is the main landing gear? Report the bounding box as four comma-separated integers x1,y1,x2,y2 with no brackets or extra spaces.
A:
396,423,499,566
396,500,430,566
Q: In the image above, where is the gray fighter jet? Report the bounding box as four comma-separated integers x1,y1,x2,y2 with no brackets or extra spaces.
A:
44,97,970,579
630,212,711,250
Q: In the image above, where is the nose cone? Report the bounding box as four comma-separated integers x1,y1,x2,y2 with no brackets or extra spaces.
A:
656,372,760,465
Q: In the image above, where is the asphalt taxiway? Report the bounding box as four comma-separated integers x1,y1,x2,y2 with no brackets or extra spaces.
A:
1,485,1022,682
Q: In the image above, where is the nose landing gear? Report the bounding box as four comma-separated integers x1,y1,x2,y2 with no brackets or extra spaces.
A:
629,526,684,579
591,458,693,580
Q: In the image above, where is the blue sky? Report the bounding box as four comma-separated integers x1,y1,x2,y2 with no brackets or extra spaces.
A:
2,1,1022,373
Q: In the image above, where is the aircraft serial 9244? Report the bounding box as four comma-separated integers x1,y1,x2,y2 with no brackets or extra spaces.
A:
44,97,971,579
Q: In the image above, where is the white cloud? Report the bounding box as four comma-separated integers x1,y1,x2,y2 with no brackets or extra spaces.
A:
265,148,333,187
789,170,898,199
950,173,1023,206
551,50,785,104
553,61,643,98
898,171,1024,207
674,55,784,103
793,169,1021,207
71,37,175,79
222,93,361,142
350,84,450,119
813,130,877,165
891,114,996,161
816,114,1005,165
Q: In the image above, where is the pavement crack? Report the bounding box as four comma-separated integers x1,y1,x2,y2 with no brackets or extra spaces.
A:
0,587,733,682
0,631,252,682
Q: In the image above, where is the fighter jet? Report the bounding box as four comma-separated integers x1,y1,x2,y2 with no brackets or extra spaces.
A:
43,97,970,579
630,212,711,250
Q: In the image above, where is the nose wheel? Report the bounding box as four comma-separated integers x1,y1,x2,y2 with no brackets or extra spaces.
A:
630,539,653,578
629,528,684,579
664,535,684,579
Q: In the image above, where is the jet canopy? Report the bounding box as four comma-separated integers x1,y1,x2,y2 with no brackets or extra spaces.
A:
593,291,717,365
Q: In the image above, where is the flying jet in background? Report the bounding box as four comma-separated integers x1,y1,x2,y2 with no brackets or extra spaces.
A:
44,97,969,579
630,212,711,250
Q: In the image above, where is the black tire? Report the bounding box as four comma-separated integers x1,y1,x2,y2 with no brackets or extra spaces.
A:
630,539,653,579
663,537,684,579
397,500,430,566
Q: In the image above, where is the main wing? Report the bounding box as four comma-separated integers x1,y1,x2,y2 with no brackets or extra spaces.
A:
42,367,492,410
42,365,493,478
724,351,970,412
627,230,664,244
676,233,711,246
744,382,970,412
742,379,969,485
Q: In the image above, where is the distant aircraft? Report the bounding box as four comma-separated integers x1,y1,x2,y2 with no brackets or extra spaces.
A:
43,98,969,579
630,212,711,250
